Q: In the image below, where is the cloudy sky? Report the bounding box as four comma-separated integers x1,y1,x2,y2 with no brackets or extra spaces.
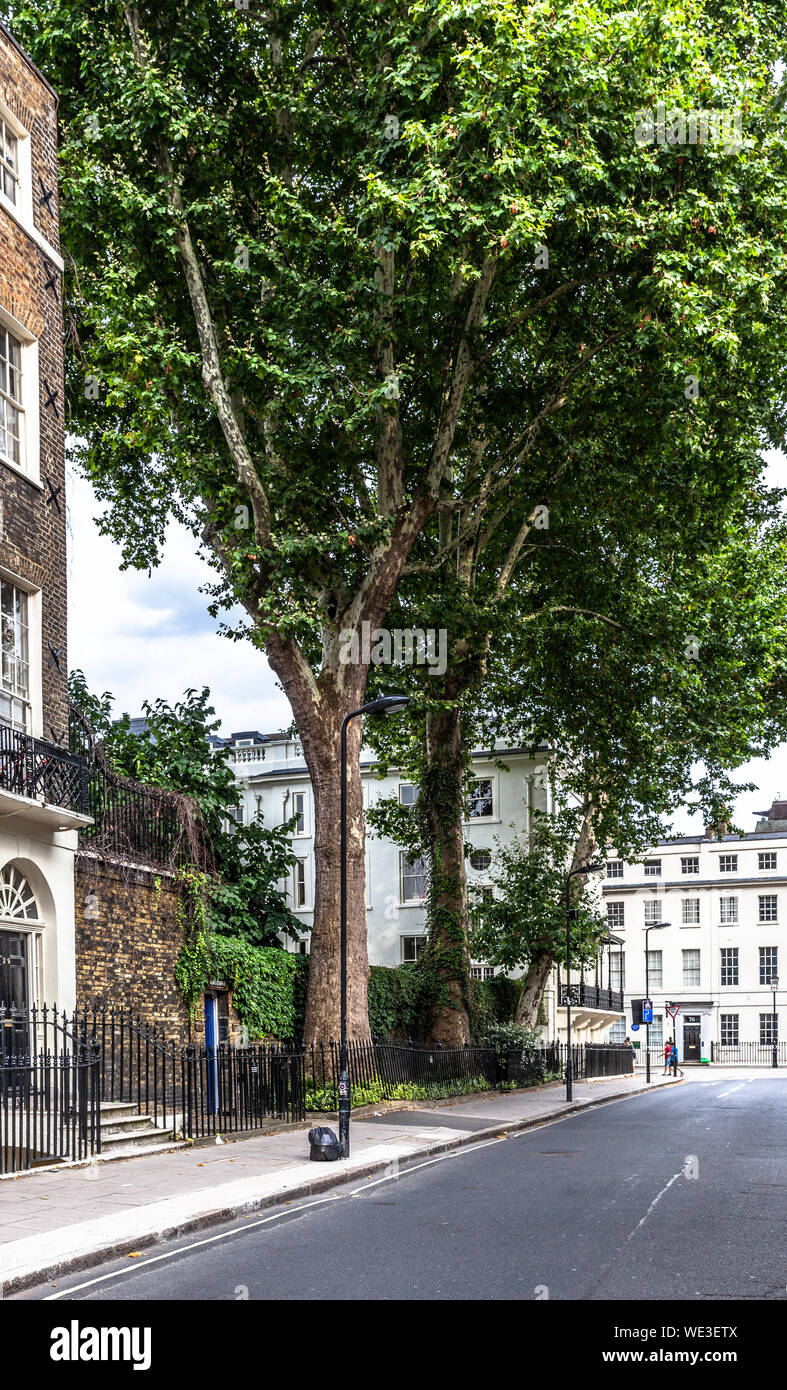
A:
66,453,787,836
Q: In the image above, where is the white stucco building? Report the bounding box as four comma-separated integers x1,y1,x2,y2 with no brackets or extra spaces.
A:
602,803,787,1061
212,729,625,1041
215,728,548,974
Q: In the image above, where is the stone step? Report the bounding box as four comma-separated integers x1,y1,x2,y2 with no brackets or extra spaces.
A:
94,1137,188,1163
99,1125,179,1152
99,1101,140,1123
100,1112,164,1137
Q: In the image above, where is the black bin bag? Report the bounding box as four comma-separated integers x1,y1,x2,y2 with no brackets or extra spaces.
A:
308,1125,342,1161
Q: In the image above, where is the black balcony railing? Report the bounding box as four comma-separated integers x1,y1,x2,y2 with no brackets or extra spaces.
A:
557,975,625,1012
0,721,89,815
68,706,199,869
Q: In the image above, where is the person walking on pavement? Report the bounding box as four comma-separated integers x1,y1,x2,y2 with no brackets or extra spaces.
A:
662,1040,672,1075
670,1041,684,1077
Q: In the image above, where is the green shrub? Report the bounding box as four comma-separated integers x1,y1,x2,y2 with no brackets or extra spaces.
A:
304,1073,493,1111
211,938,309,1040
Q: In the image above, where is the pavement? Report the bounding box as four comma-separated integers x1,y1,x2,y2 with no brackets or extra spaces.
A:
0,1070,682,1295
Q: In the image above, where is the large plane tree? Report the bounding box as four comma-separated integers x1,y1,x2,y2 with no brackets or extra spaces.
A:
11,0,787,1038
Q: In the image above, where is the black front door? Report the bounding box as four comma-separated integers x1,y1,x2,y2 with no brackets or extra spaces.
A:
683,1023,701,1062
0,930,28,1059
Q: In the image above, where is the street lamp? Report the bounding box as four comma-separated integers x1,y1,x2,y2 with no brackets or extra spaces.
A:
643,922,670,1083
564,860,606,1102
339,694,411,1157
770,975,779,1070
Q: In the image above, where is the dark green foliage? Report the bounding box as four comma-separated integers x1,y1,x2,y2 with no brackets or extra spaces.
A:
211,939,309,1041
70,672,300,945
472,975,524,1040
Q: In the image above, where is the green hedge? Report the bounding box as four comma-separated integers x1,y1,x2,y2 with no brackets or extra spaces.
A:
210,942,522,1043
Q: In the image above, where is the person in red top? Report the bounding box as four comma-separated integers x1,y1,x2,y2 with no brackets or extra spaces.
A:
662,1041,672,1075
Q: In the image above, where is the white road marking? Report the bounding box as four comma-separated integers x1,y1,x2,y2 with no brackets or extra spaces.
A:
626,1169,685,1243
42,1194,345,1300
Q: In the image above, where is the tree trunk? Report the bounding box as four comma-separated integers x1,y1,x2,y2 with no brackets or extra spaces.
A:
515,951,554,1029
265,639,370,1042
422,703,472,1046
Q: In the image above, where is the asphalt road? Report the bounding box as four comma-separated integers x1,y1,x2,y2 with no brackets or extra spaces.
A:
22,1074,787,1302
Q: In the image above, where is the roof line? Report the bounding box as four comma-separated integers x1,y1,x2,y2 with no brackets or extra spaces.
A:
0,21,58,101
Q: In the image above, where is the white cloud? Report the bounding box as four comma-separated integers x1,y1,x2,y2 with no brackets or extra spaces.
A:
66,468,291,735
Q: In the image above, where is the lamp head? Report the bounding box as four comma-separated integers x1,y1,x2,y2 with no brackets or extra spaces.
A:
360,695,411,717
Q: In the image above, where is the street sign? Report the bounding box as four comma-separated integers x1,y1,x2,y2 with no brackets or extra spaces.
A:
630,1023,640,1032
643,999,653,1023
665,1003,680,1019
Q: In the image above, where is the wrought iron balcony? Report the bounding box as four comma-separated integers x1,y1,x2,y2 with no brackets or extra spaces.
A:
0,721,90,820
558,978,624,1013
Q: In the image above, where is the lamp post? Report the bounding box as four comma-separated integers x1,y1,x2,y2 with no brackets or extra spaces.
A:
564,860,606,1102
770,974,779,1070
339,694,410,1158
643,922,670,1082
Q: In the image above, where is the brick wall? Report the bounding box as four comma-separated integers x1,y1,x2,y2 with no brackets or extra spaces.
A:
74,855,198,1045
0,26,67,739
74,855,243,1048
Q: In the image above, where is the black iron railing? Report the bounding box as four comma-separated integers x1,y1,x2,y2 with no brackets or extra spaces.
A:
301,1037,498,1108
0,1004,100,1173
68,706,192,868
74,1005,306,1137
711,1041,786,1064
0,721,89,815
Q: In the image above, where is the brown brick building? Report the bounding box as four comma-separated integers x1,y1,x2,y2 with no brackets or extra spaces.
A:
0,24,90,1027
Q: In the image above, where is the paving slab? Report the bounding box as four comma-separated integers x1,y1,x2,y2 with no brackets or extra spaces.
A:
0,1072,681,1295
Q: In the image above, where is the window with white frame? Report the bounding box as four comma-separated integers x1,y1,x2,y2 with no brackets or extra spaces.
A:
759,946,778,985
293,859,307,909
719,854,738,873
681,898,700,925
760,1013,778,1045
401,934,425,963
643,899,663,924
643,858,662,877
609,952,625,991
646,950,663,988
292,790,307,835
719,896,738,924
466,777,494,820
681,856,700,875
759,851,777,871
720,1013,738,1046
0,117,18,205
399,783,419,808
606,859,623,878
650,1015,664,1049
470,964,495,980
606,902,625,930
720,947,738,986
0,325,23,469
0,579,30,731
400,853,427,902
759,895,777,923
682,949,701,987
608,1018,627,1042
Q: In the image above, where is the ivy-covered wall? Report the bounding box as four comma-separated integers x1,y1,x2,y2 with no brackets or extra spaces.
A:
202,943,522,1044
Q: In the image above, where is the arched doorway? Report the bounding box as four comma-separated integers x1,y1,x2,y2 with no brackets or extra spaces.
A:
0,864,42,1057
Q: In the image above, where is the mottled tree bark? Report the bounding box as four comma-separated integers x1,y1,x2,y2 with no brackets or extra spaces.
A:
422,702,472,1046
